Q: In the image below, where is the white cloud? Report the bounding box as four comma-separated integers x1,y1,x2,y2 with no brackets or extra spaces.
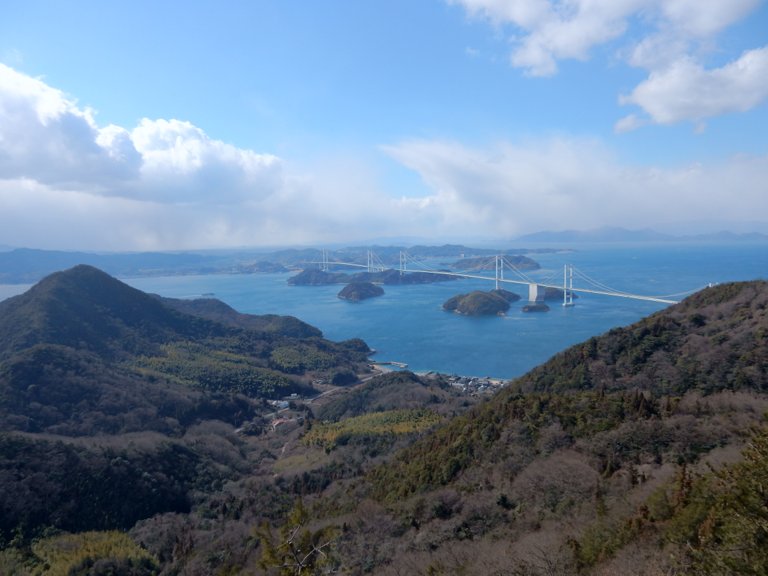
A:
619,47,768,126
384,137,768,237
451,0,644,75
0,64,284,204
660,0,760,37
512,0,647,76
613,113,646,133
447,0,552,28
0,63,142,189
626,33,690,70
0,64,412,250
449,0,768,126
451,0,650,76
130,118,282,203
451,0,761,74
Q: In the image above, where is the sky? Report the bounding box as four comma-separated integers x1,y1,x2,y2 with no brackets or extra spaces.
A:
0,0,767,251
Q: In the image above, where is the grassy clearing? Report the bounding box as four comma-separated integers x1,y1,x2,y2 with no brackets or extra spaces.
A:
303,409,442,450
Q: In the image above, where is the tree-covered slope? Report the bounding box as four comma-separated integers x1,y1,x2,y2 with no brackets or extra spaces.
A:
0,264,216,360
372,282,768,500
343,281,768,574
517,280,768,395
0,265,376,546
159,295,323,338
0,265,371,435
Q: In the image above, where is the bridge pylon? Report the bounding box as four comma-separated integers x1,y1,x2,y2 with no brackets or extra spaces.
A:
563,264,575,307
366,249,386,273
495,255,505,290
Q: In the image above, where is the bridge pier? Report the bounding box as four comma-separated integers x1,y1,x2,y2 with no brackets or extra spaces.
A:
528,284,545,303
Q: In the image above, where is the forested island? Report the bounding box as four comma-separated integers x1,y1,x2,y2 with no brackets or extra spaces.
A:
338,282,384,301
288,268,460,286
1,266,768,574
443,288,521,315
451,254,540,271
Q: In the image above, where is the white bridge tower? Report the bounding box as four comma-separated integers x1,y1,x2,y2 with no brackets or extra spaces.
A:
563,264,574,307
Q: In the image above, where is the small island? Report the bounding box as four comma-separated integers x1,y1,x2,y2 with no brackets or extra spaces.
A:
522,303,550,313
443,289,520,316
338,282,385,302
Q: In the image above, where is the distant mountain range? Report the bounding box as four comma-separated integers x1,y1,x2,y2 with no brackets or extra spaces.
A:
514,226,768,243
0,247,290,283
0,230,764,285
0,244,540,284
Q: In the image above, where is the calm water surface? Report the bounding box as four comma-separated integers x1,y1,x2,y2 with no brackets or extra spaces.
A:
2,244,766,379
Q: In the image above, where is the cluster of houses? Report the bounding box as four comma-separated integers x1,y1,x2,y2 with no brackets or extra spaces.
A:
419,372,508,395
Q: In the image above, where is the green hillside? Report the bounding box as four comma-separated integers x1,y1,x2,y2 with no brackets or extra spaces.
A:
0,265,372,549
0,265,371,434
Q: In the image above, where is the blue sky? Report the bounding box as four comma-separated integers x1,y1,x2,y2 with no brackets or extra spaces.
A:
1,0,767,250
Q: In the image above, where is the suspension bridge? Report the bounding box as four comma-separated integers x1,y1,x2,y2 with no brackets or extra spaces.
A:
311,249,704,306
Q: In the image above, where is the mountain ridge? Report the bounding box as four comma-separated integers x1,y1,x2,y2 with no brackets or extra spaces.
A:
0,264,224,361
0,265,371,437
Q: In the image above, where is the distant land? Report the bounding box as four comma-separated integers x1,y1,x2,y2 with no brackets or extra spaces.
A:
514,226,768,243
1,229,766,284
0,245,542,284
287,268,461,287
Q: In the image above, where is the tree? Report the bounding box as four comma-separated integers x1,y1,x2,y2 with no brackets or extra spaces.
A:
665,423,768,575
687,425,768,574
257,500,339,575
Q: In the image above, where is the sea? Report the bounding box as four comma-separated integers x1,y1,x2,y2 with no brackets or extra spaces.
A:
1,243,766,380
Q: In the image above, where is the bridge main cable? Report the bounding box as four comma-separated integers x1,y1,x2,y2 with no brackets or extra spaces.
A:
309,251,684,305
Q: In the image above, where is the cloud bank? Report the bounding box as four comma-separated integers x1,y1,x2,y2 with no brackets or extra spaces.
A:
0,63,766,251
384,138,768,238
620,47,768,128
0,64,403,250
449,0,768,130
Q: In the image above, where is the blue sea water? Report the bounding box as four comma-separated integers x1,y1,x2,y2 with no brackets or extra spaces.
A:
2,244,766,379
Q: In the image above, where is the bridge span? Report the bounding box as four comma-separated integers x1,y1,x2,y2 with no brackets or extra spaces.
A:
311,249,704,306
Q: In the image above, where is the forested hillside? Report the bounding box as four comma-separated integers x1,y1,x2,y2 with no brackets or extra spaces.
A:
1,277,767,575
0,265,373,558
0,265,370,436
